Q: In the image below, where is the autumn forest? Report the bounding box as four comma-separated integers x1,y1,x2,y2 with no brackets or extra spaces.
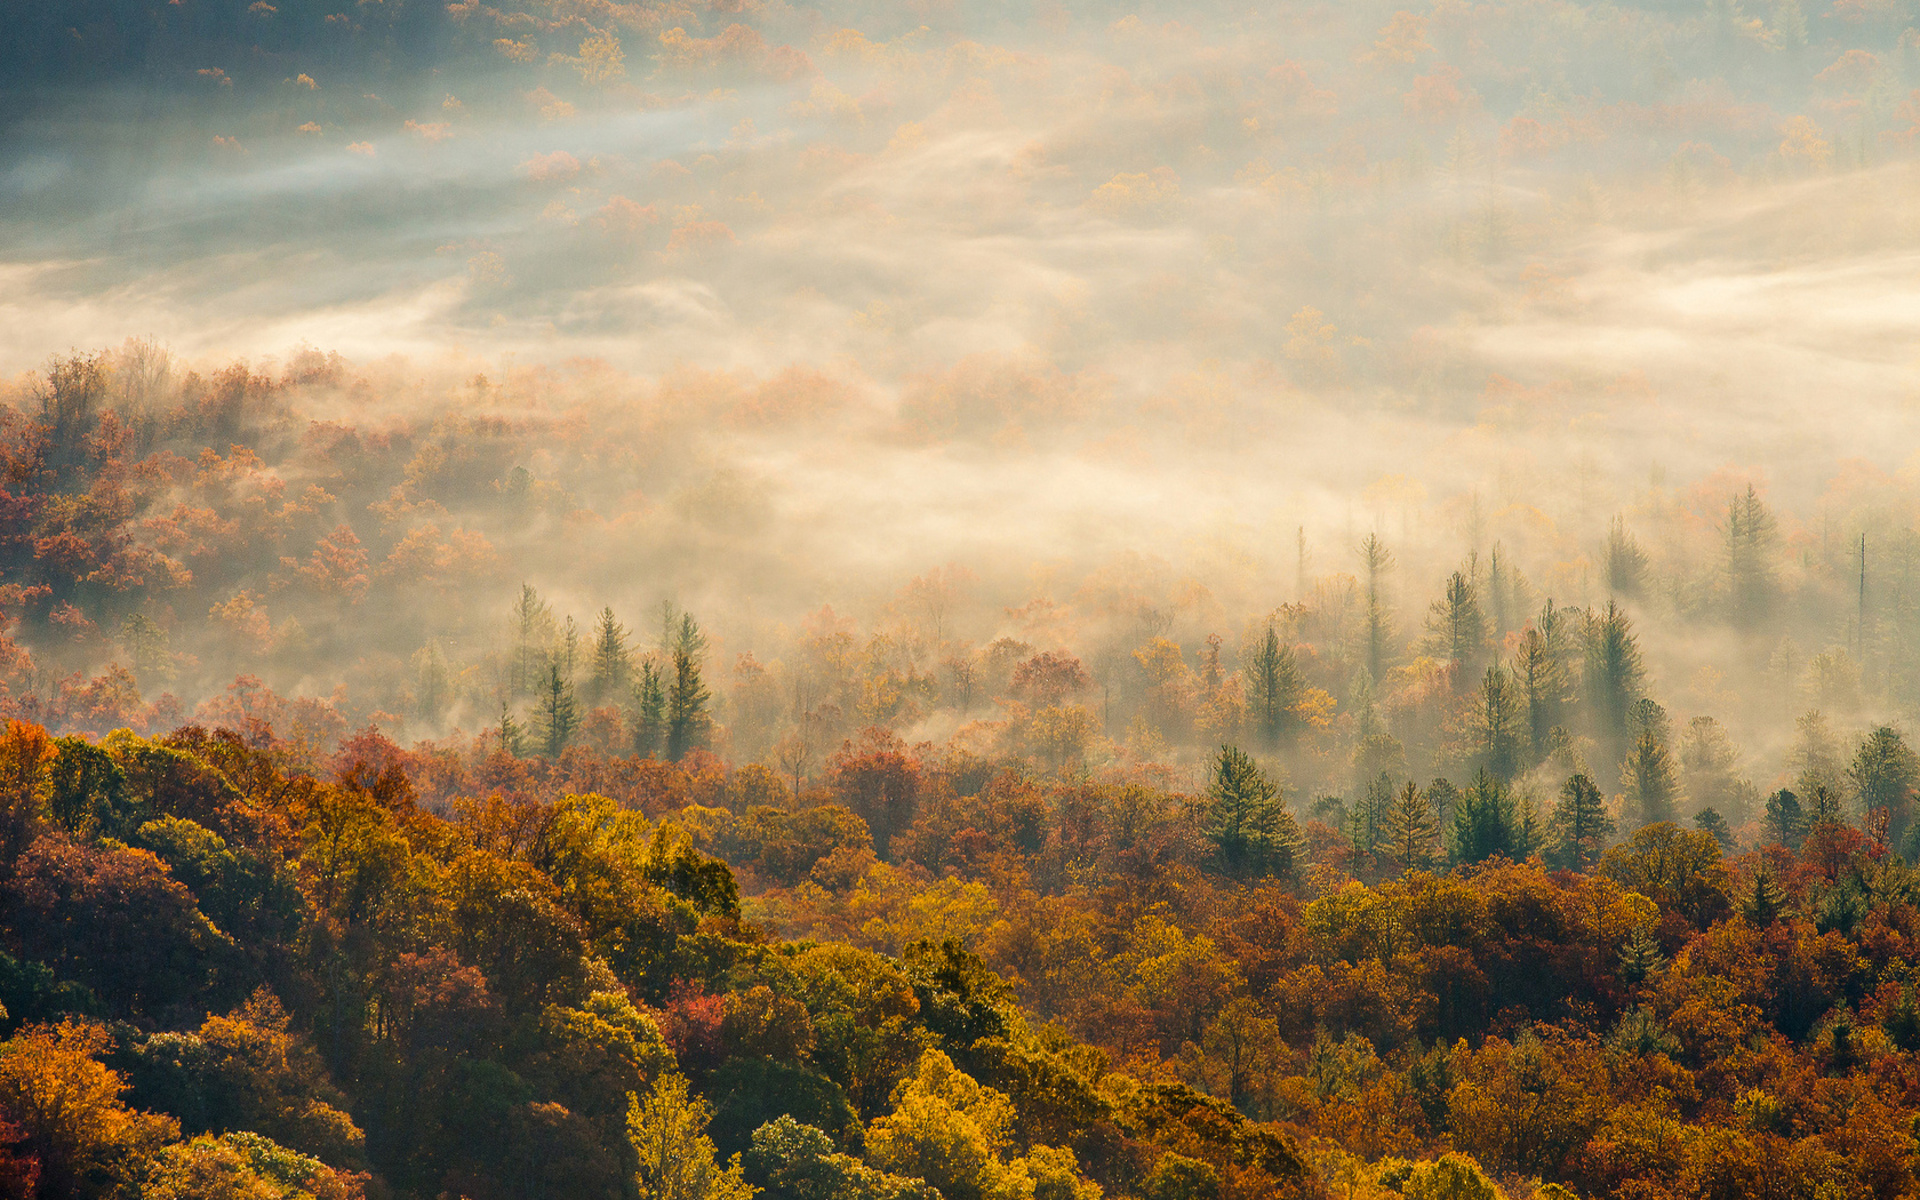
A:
8,0,1920,1197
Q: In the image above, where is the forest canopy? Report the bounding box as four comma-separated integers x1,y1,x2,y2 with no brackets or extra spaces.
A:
8,0,1920,1195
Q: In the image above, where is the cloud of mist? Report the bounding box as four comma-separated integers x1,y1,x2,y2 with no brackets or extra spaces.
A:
2,0,1920,797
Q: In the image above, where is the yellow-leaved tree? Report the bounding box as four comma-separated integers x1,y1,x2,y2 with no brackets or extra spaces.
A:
867,1049,1099,1200
626,1072,754,1200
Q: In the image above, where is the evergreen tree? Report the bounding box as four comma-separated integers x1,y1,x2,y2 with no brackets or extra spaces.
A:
1725,484,1778,628
1850,725,1920,844
1348,771,1394,876
1348,667,1386,742
1764,788,1805,849
1422,570,1489,684
1452,767,1519,865
1739,866,1789,927
1618,925,1667,984
1546,773,1614,871
1804,782,1846,832
1243,626,1303,751
1694,807,1734,853
1386,780,1439,874
1604,517,1649,599
633,660,668,759
1583,600,1645,777
1536,597,1576,674
536,657,580,759
667,614,712,762
588,606,632,706
1620,698,1680,829
561,614,582,680
1204,744,1303,880
1359,534,1395,684
1513,626,1570,767
497,700,525,758
1474,664,1527,782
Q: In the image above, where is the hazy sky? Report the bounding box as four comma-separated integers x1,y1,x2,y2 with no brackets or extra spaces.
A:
4,0,1920,754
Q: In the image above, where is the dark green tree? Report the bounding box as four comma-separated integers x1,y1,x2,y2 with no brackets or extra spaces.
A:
1473,664,1527,782
498,701,525,757
633,661,668,758
1204,745,1302,880
1850,725,1920,844
1764,788,1805,849
1486,542,1530,639
1739,866,1789,927
47,736,130,838
1422,570,1489,684
1513,627,1570,769
1545,773,1614,872
667,615,712,762
1620,699,1680,829
1582,600,1645,778
1452,768,1519,865
1427,778,1462,851
1804,783,1846,832
1242,626,1303,751
537,658,580,759
1694,807,1734,853
1385,780,1439,874
1347,771,1394,876
588,607,632,706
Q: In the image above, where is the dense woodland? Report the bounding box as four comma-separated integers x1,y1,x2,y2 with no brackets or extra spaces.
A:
1,352,1920,1199
8,0,1920,1194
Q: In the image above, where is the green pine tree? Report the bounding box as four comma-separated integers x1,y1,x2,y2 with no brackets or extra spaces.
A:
1474,664,1527,782
589,606,633,706
1604,516,1649,599
1805,782,1846,832
1618,925,1667,984
1243,625,1304,751
537,657,580,759
1205,744,1302,880
667,614,711,762
1583,601,1646,784
1359,534,1395,684
1452,767,1519,865
1422,569,1489,684
633,660,668,759
1513,626,1569,771
1739,866,1789,927
498,700,525,758
1620,698,1680,829
1764,788,1805,849
1725,484,1778,629
1386,780,1439,874
1694,807,1735,853
1546,772,1615,872
1348,771,1394,876
510,582,556,697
